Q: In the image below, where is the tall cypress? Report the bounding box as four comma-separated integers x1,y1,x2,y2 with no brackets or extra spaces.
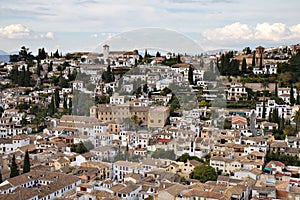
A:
188,66,194,85
262,101,266,119
290,85,295,106
241,58,247,74
23,150,30,173
252,51,256,67
0,170,2,183
10,155,19,178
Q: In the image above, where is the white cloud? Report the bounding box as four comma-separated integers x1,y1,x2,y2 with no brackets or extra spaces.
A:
0,24,54,39
91,34,98,38
203,22,300,43
203,22,252,41
255,23,286,41
44,32,54,39
0,24,31,39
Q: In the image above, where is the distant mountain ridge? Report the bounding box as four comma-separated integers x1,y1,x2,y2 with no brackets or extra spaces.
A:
0,50,8,55
205,49,233,55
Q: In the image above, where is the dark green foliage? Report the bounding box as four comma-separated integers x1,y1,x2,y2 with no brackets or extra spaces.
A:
156,51,161,57
169,95,180,117
102,65,114,83
23,150,30,173
95,95,110,104
9,66,32,86
72,90,93,116
241,58,247,74
68,97,72,115
71,142,89,154
143,84,148,94
38,48,46,60
262,101,266,119
151,149,175,160
0,170,2,183
266,152,300,166
259,53,263,70
49,95,55,116
290,85,295,106
190,164,217,183
160,87,172,96
252,50,256,66
10,155,19,178
63,93,68,109
188,66,194,85
176,153,204,163
217,51,240,76
54,89,60,108
53,49,60,58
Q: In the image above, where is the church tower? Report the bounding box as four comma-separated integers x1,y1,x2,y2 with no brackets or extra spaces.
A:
103,44,110,61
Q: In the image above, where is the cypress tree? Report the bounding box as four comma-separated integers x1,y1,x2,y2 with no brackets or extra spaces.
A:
23,150,30,173
252,51,256,67
68,97,72,115
290,85,295,106
259,53,263,70
0,170,2,183
262,101,266,119
188,66,194,85
275,82,278,97
54,89,60,109
10,155,19,178
63,94,68,109
49,95,55,116
241,58,247,74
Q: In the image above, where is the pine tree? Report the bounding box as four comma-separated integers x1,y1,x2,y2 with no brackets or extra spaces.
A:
23,150,30,173
241,58,247,74
143,84,148,94
10,155,19,178
188,66,194,85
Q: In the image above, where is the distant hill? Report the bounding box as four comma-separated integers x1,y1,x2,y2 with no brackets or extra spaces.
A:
205,49,233,55
0,50,10,63
0,50,8,55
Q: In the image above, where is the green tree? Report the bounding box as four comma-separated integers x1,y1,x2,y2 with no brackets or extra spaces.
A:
0,170,2,183
259,53,263,70
54,89,60,108
75,142,88,154
53,49,60,58
23,150,30,173
10,155,19,178
190,164,217,183
290,85,295,106
188,66,194,85
262,101,266,119
143,84,148,94
63,93,68,109
49,95,55,116
38,48,46,60
68,97,72,115
48,61,53,72
102,65,114,83
241,58,247,74
252,50,256,67
293,110,300,132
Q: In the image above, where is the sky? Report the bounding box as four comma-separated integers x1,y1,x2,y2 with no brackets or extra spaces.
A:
0,0,299,54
